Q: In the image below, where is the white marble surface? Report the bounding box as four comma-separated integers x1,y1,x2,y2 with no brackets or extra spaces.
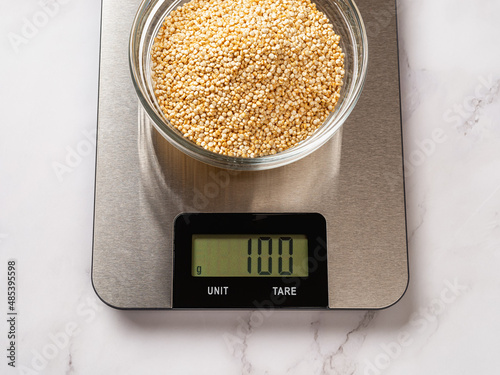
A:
1,0,500,374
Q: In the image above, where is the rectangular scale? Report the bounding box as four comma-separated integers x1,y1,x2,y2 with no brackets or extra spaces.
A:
91,0,408,310
173,213,328,308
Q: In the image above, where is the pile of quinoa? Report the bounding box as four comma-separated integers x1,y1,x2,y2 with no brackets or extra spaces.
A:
151,0,345,158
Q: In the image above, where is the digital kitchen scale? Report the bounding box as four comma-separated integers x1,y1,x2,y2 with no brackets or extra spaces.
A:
92,0,408,309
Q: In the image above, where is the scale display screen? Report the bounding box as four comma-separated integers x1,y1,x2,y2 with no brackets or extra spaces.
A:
192,235,309,277
173,213,328,308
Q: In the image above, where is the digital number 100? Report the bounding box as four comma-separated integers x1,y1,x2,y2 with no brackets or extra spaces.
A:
247,237,293,276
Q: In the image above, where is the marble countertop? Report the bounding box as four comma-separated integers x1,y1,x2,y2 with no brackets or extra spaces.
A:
2,0,500,374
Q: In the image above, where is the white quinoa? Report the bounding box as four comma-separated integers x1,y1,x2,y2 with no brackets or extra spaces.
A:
151,0,345,158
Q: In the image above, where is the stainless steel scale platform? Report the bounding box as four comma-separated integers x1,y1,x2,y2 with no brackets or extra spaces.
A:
92,0,408,309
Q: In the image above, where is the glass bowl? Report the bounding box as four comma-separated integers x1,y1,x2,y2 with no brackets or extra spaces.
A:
129,0,367,170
